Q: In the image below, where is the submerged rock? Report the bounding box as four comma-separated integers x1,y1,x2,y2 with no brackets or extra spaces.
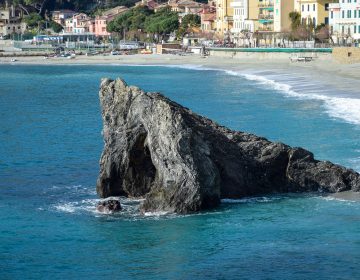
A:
96,78,360,214
96,199,122,213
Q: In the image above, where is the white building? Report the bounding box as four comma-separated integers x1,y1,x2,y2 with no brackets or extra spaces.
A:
329,1,360,43
0,5,26,36
64,13,91,34
230,0,256,46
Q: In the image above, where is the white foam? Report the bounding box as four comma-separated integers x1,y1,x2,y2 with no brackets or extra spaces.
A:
54,203,77,213
323,97,360,126
233,71,360,126
52,196,146,218
221,196,281,204
143,210,169,217
113,62,360,126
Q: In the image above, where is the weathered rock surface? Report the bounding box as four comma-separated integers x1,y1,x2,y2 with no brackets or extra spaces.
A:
96,199,122,213
96,78,360,214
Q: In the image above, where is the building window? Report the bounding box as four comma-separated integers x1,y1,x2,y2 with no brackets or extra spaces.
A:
342,10,345,18
307,4,310,11
313,17,316,26
331,11,333,18
355,10,357,18
313,4,315,11
302,5,304,12
355,25,357,33
325,3,329,11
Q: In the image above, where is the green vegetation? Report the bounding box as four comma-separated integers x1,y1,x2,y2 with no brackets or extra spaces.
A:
107,6,179,42
107,6,154,38
176,14,200,38
24,12,44,28
288,11,324,41
289,11,301,32
144,7,179,42
49,20,63,33
101,0,139,8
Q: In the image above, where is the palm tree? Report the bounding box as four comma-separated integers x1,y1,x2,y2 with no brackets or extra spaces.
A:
289,11,301,32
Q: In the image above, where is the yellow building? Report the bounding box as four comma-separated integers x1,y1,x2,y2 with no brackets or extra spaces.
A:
257,0,294,33
257,0,274,32
215,0,234,38
274,0,294,32
294,0,336,26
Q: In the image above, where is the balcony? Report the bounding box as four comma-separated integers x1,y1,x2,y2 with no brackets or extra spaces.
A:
259,14,273,20
258,1,274,8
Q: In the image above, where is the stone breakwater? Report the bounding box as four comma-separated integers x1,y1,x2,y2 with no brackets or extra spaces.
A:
96,78,360,214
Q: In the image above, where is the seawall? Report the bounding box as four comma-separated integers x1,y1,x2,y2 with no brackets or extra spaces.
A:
332,47,360,64
208,48,333,61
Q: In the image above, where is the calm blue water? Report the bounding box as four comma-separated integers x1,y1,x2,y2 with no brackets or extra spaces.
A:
0,64,359,279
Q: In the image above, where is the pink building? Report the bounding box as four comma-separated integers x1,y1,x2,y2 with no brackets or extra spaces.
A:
95,16,110,37
94,6,128,37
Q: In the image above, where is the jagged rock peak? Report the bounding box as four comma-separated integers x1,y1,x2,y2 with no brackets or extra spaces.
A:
96,78,360,214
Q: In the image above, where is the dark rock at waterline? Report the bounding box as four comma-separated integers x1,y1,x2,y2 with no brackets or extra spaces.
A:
96,200,122,213
96,78,360,214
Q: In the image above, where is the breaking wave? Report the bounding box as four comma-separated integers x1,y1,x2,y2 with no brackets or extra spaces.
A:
126,64,360,127
229,71,360,126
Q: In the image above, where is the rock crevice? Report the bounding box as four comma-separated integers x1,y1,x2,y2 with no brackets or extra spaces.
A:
96,78,360,213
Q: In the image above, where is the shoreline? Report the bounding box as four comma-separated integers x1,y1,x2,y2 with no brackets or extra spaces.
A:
2,53,360,126
328,191,360,202
1,53,360,80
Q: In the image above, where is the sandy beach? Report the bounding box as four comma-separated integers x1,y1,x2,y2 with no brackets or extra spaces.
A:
1,53,360,80
329,191,360,201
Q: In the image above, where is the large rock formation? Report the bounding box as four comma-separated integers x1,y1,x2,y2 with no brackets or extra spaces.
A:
96,78,360,214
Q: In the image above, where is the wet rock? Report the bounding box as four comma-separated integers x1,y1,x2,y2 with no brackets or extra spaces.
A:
96,78,360,214
96,199,122,213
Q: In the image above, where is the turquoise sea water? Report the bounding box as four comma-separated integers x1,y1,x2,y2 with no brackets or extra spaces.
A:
0,64,359,279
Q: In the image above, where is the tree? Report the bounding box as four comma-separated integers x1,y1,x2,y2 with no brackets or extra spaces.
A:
145,7,179,42
24,12,45,29
293,25,310,41
315,24,330,43
50,20,63,33
176,14,200,38
181,14,200,28
107,6,154,39
11,0,52,16
289,11,301,32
